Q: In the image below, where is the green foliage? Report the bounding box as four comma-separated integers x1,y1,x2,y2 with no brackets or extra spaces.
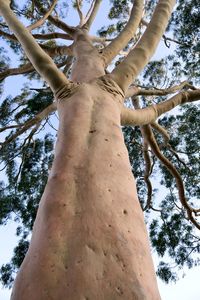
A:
156,262,177,283
168,0,200,84
108,0,130,19
0,47,10,95
123,102,200,283
0,240,30,288
0,131,54,287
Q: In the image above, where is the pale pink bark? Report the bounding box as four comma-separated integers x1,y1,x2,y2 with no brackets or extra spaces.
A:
71,30,105,82
83,0,102,30
102,0,144,66
0,2,178,299
121,90,200,126
111,0,176,93
0,3,69,93
11,83,161,300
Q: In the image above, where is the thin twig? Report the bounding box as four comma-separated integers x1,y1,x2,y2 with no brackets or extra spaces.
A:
83,0,102,30
27,0,58,31
75,0,85,26
126,81,197,98
0,103,56,147
34,0,75,36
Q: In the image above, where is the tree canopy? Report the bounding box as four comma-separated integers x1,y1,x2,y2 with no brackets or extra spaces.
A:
0,0,199,288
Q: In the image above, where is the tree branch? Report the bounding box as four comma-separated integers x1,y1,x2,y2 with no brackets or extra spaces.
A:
0,27,108,44
0,124,21,133
0,3,70,92
142,124,200,230
0,47,72,81
83,0,102,30
34,0,75,36
0,27,72,41
102,0,143,66
126,81,196,98
15,122,41,184
75,0,85,26
27,0,58,31
151,122,170,144
0,103,56,147
121,90,200,126
132,97,153,211
142,140,153,210
0,62,33,81
33,32,72,40
110,0,176,93
141,18,191,48
162,34,191,48
167,144,188,169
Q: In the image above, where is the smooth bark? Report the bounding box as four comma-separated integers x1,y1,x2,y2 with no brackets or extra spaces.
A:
0,3,69,93
11,81,161,300
111,0,176,93
121,90,200,126
102,0,143,66
2,1,188,299
83,0,102,30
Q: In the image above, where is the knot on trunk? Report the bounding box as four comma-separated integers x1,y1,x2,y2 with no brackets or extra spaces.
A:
54,82,80,103
96,76,125,101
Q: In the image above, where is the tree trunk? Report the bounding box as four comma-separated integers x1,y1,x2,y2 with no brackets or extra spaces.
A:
11,80,160,299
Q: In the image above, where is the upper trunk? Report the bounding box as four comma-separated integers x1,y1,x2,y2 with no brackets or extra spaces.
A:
11,81,160,300
71,30,105,83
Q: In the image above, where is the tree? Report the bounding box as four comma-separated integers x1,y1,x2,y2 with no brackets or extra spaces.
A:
0,0,199,299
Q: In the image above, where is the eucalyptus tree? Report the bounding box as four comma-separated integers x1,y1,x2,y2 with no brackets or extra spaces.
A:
0,0,199,299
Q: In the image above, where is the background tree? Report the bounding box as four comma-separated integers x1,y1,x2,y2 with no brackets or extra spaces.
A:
0,0,199,299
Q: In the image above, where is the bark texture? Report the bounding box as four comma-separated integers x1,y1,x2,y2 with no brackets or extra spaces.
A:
121,90,200,126
0,1,173,299
11,81,160,300
102,0,143,66
111,0,176,93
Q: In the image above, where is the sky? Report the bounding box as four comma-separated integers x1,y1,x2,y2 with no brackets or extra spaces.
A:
0,1,200,299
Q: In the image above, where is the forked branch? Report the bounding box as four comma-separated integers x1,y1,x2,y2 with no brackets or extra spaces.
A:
111,0,176,93
121,90,200,126
0,3,70,92
34,0,75,36
83,0,102,30
142,124,200,230
0,103,56,147
102,0,143,66
126,81,196,98
27,0,58,31
75,0,85,26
